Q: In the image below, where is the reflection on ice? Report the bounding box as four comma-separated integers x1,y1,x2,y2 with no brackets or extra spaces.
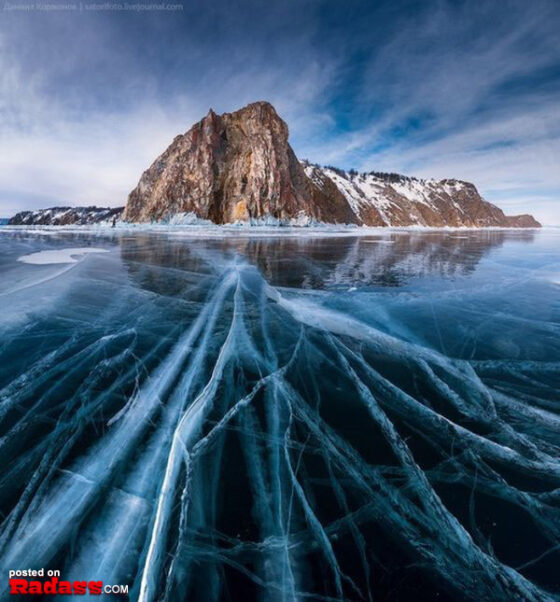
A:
0,229,558,601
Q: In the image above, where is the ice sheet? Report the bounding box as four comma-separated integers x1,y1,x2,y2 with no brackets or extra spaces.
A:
0,229,558,602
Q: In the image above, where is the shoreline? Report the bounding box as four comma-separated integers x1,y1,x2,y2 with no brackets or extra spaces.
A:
0,223,548,239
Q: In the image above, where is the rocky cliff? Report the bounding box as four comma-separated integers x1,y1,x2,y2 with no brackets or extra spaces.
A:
123,101,540,227
123,102,357,225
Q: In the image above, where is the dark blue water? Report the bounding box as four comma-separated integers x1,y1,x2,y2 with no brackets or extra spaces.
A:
0,228,558,601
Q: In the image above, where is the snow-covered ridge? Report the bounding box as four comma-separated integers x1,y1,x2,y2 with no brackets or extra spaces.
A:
303,162,465,224
8,206,123,226
301,162,539,228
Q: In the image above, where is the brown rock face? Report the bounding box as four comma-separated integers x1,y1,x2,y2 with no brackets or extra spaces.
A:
123,102,357,224
124,101,540,228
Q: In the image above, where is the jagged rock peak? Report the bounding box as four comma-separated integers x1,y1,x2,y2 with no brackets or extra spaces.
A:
123,101,357,224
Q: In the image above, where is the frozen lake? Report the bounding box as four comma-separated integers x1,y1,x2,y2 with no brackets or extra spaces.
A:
0,228,558,601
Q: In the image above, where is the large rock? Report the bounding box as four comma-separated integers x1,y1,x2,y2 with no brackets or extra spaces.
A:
123,102,358,224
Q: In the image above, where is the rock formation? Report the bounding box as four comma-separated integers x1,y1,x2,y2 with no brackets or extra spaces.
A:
105,101,539,228
123,102,358,225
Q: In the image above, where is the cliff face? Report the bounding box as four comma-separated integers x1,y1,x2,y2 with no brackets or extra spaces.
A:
123,101,540,228
8,206,123,226
123,102,357,224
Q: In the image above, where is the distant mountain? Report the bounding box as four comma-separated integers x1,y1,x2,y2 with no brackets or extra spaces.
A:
8,206,123,226
123,101,540,228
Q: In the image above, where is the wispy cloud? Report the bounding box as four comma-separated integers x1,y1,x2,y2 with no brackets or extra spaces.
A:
297,0,560,223
0,0,558,223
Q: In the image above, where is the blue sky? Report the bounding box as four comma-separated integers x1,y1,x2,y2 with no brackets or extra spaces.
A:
1,0,559,223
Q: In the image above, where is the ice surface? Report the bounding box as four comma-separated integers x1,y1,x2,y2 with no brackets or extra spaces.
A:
0,228,558,601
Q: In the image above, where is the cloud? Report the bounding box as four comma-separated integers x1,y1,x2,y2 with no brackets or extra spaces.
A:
0,41,196,213
296,0,560,223
0,3,338,215
0,0,558,223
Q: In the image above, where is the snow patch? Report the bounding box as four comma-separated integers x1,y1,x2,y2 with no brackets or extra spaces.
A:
18,247,109,265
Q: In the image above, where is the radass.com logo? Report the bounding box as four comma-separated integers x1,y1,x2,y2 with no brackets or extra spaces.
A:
9,568,129,596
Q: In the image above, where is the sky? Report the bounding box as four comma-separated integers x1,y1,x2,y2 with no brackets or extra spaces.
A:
0,0,559,223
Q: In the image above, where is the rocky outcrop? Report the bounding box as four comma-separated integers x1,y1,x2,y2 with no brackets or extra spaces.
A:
9,206,123,226
123,101,540,228
123,102,357,225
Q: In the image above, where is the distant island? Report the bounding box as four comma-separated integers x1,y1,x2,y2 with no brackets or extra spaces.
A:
8,206,123,226
8,102,540,228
